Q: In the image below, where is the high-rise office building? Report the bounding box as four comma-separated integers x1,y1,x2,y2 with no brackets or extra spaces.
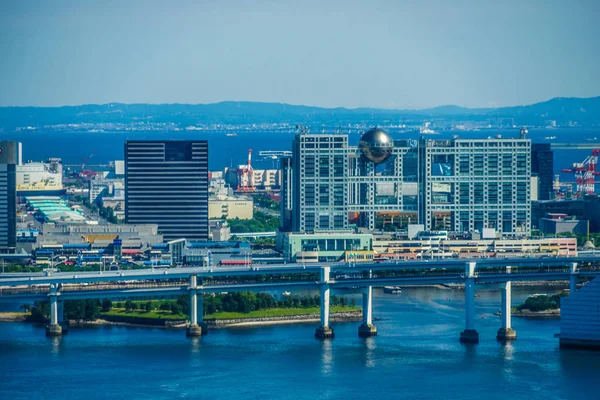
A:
281,129,418,233
125,140,209,241
0,141,20,253
281,129,532,238
419,137,531,236
531,143,554,200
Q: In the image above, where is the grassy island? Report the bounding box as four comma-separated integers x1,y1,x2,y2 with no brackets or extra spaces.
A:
99,305,359,323
516,292,567,312
24,293,361,327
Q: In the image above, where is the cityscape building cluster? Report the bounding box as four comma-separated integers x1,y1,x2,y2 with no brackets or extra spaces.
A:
1,129,599,266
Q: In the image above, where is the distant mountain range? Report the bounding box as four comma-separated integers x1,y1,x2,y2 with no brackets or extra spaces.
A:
1,96,599,129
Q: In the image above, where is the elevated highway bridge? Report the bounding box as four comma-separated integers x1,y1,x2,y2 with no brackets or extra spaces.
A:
2,256,599,341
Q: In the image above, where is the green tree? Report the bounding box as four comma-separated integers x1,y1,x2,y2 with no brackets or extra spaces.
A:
517,295,560,312
27,301,49,322
177,294,190,316
170,303,182,315
145,301,152,312
102,298,112,312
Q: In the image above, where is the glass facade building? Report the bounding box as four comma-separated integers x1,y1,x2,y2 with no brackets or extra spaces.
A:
0,141,19,253
125,140,209,241
531,143,554,201
419,137,531,236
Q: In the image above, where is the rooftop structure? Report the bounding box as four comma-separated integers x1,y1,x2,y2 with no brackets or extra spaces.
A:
208,195,253,220
16,159,64,194
26,196,91,224
36,223,163,250
279,231,373,262
182,241,251,266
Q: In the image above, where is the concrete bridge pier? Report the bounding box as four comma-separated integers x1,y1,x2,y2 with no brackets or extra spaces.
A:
460,262,479,343
359,284,377,337
197,290,208,335
315,267,334,339
46,285,62,337
497,282,516,341
570,262,579,294
186,275,202,337
57,300,68,334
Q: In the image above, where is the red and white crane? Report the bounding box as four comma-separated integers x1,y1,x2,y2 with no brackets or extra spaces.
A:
237,149,255,192
79,153,97,178
560,149,600,195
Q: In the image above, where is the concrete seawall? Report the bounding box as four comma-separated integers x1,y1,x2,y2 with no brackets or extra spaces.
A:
94,314,187,327
206,311,363,327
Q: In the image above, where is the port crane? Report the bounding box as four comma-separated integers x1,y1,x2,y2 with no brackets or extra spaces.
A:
237,149,255,192
79,153,97,178
559,149,600,195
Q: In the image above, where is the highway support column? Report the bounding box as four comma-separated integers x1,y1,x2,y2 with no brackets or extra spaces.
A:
570,262,579,295
57,300,68,334
497,281,516,341
186,275,202,337
197,288,208,335
460,262,479,343
315,266,334,339
358,270,377,337
46,284,63,337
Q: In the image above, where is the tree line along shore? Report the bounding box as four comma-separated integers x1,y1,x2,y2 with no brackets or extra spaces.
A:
6,292,361,328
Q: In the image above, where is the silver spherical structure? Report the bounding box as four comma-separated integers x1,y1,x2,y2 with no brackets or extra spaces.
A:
358,128,394,164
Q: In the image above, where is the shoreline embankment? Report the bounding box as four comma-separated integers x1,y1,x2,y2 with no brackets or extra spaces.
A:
0,310,363,330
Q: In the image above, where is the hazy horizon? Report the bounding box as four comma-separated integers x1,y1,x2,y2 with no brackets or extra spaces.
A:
1,95,600,111
1,0,599,109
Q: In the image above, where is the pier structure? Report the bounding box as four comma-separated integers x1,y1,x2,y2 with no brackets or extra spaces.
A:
186,275,202,337
45,284,62,337
460,262,479,343
358,269,376,337
496,281,516,341
570,262,579,294
315,266,334,339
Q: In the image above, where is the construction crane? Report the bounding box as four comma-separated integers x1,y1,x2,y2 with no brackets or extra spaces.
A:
79,153,97,178
237,149,255,192
81,153,95,169
559,149,600,196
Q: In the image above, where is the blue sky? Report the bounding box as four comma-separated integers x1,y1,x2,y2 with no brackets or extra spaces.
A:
1,0,599,109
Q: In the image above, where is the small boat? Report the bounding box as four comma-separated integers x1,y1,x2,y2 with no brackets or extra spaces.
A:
282,291,291,296
384,286,402,294
225,133,238,137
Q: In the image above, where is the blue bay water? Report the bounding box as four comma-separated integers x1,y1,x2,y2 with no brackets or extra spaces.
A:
1,287,599,400
1,128,598,174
